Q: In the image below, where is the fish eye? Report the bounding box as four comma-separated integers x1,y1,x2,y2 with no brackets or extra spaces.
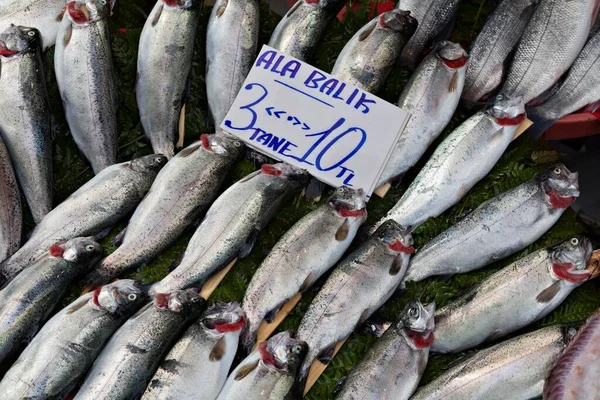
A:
409,307,419,318
554,167,561,175
27,31,35,37
100,0,107,4
234,141,241,147
128,293,137,301
571,238,579,246
292,345,302,354
154,157,163,163
85,244,95,251
337,188,344,193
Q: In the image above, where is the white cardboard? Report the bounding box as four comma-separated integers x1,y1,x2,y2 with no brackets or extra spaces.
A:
220,45,410,196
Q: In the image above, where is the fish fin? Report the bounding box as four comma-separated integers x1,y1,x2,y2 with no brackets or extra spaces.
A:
355,309,371,330
111,227,127,247
56,5,67,21
264,303,284,323
451,208,474,224
93,227,112,241
362,318,392,337
317,344,336,364
536,281,561,303
299,272,313,292
333,375,348,395
304,178,327,202
151,4,163,26
67,296,90,314
209,336,227,361
485,330,504,343
234,359,259,380
179,143,200,157
389,254,405,276
335,219,350,241
168,253,185,272
216,0,228,17
520,2,536,21
239,229,259,258
448,71,458,93
63,23,73,46
177,104,185,148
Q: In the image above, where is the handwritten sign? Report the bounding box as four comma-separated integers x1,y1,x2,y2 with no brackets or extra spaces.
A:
220,45,410,196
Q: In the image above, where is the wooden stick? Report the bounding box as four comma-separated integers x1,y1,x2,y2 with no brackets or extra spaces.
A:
374,182,391,198
253,293,303,351
200,258,238,299
303,339,348,396
512,117,533,141
177,104,186,148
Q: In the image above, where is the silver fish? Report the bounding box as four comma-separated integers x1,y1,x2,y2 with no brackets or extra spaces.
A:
0,154,166,283
241,187,367,351
396,0,461,69
373,94,526,232
411,325,575,400
0,237,103,365
0,279,145,399
206,0,259,129
501,0,599,104
0,25,53,223
92,134,243,284
0,134,20,263
75,289,206,400
337,300,435,400
216,330,307,400
376,41,468,188
404,164,580,282
136,0,201,158
149,163,309,295
142,301,246,400
294,220,415,396
55,0,118,174
268,0,346,61
432,236,595,354
331,9,417,93
462,0,538,103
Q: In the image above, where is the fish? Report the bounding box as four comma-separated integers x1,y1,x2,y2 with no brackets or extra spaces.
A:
0,25,53,223
501,0,599,104
432,236,595,354
372,94,526,232
0,279,146,399
142,301,246,400
462,0,538,104
330,9,418,93
294,220,415,396
136,0,201,158
376,41,468,188
411,325,576,400
404,163,580,282
336,300,436,400
149,163,309,295
396,0,461,69
0,133,20,263
216,330,308,400
241,187,367,351
527,29,600,137
206,0,259,130
0,237,103,365
91,134,243,284
0,154,166,283
74,289,206,400
268,0,346,61
55,0,118,174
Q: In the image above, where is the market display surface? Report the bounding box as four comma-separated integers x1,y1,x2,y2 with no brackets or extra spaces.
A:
0,0,599,399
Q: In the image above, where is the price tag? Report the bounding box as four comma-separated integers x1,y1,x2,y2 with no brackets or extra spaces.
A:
220,45,410,196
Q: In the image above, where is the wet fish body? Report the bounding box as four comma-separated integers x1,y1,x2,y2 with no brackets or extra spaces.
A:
0,25,53,223
55,0,118,174
0,155,166,282
411,325,574,400
501,0,599,103
0,134,20,263
331,10,417,93
433,236,594,353
0,280,145,399
377,41,468,187
374,94,526,232
75,289,206,400
149,164,308,295
137,0,201,158
142,301,245,400
241,187,367,351
206,0,259,129
0,237,103,365
404,164,580,282
268,0,346,61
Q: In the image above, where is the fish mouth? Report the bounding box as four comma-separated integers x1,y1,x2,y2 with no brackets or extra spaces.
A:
438,41,468,69
487,94,526,124
0,39,19,57
380,9,418,33
67,2,91,24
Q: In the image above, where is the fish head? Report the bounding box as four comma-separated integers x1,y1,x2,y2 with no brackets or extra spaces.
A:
373,220,415,255
129,154,168,173
436,41,469,69
485,94,526,126
204,134,243,155
549,236,595,284
200,301,247,334
399,299,436,349
541,164,580,208
162,0,197,8
154,288,205,313
0,25,41,57
259,330,308,374
303,0,346,11
261,163,310,185
92,279,146,314
328,187,367,220
65,0,110,25
379,9,418,36
54,237,104,267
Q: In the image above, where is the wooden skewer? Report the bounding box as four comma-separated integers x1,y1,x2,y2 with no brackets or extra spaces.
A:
200,258,238,299
252,293,303,351
373,182,391,198
177,104,186,148
303,339,348,396
512,117,533,141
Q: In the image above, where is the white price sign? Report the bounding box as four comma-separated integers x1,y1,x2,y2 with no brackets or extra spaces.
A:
220,45,410,196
